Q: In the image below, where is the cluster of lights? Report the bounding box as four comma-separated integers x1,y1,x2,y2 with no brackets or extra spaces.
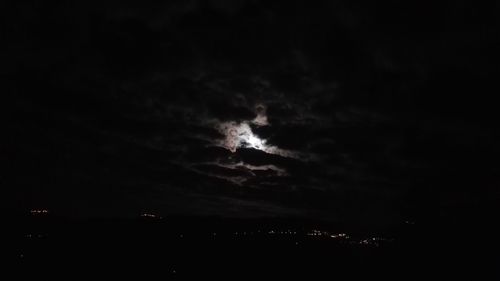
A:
30,209,49,215
233,230,298,236
234,231,251,236
140,213,162,219
307,230,351,240
330,233,350,239
268,230,297,235
230,229,357,239
358,237,393,247
305,231,393,246
162,229,391,247
307,230,328,236
25,234,46,239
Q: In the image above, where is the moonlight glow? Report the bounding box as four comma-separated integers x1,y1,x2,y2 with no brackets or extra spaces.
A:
213,104,302,159
215,121,301,160
217,122,267,152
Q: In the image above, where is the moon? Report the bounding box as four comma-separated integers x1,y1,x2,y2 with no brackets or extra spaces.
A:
217,122,267,152
245,134,264,150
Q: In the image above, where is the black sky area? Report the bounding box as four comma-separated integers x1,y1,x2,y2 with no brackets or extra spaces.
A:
1,0,498,226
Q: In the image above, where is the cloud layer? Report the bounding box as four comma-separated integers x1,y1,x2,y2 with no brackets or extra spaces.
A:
2,0,498,224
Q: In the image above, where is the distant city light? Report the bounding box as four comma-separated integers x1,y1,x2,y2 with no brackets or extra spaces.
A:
330,233,350,239
30,209,49,215
140,213,162,219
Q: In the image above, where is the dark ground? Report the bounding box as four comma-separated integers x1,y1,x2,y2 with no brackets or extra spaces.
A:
4,215,499,280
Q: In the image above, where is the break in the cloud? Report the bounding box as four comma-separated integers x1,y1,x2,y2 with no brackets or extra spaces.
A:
214,120,303,160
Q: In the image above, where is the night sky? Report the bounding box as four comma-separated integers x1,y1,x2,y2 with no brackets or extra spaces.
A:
2,0,498,226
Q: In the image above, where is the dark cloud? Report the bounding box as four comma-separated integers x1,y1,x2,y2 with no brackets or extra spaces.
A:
2,0,498,225
193,163,254,178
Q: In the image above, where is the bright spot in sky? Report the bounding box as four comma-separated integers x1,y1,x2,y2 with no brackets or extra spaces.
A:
246,134,265,150
216,121,300,159
213,104,302,159
217,122,266,152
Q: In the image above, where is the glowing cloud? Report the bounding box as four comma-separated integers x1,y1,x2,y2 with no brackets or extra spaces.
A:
217,121,264,152
252,104,269,126
211,103,307,160
215,121,300,159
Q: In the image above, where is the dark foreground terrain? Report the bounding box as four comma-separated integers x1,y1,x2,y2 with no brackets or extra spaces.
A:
4,215,498,280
